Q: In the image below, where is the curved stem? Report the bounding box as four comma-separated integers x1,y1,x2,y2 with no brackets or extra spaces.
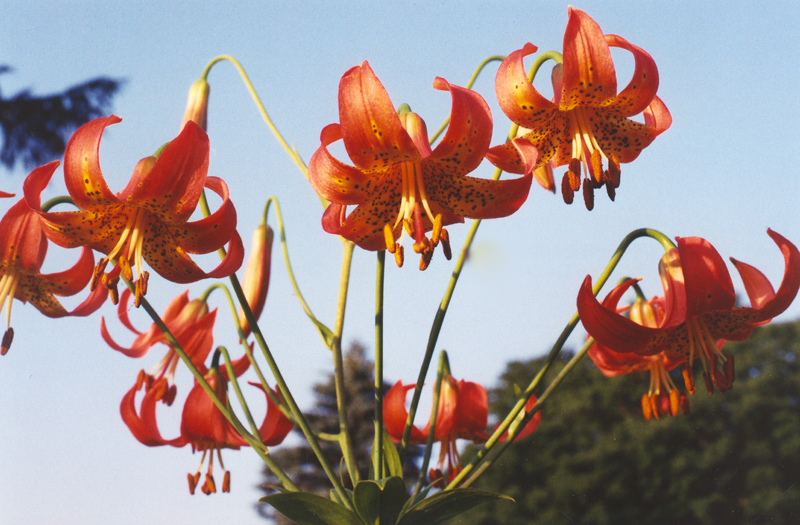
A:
331,241,360,484
41,195,76,212
411,350,448,502
446,227,671,489
429,55,506,145
373,250,386,478
202,56,309,180
265,196,334,347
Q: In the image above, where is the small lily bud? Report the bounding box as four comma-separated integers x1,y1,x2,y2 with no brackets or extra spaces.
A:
181,79,210,131
238,223,274,338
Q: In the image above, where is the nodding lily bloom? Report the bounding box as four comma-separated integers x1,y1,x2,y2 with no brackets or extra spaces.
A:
587,282,690,419
487,7,672,209
0,174,106,355
24,116,243,306
384,375,539,484
121,363,293,495
237,222,273,338
309,61,532,270
579,230,800,396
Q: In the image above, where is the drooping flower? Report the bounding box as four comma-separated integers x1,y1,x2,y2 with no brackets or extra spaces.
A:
121,357,293,495
24,116,243,306
578,230,800,396
384,374,539,483
309,62,532,269
237,222,273,338
587,280,690,419
487,7,672,209
0,169,106,355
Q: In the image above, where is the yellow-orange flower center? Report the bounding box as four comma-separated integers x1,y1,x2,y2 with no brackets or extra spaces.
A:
685,316,736,395
0,270,19,355
91,207,150,306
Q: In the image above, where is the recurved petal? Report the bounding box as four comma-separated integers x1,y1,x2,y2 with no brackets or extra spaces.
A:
733,229,800,321
63,116,123,210
121,380,186,447
308,123,373,205
0,198,47,272
122,121,210,223
498,396,542,442
485,137,540,176
606,34,659,115
495,43,557,130
383,381,426,444
584,108,667,164
560,8,617,109
676,236,736,317
589,342,651,377
249,383,294,447
321,178,402,250
423,168,533,220
452,380,488,438
177,177,238,254
338,62,420,171
429,78,492,173
643,96,672,134
39,246,94,296
101,316,153,358
578,275,660,354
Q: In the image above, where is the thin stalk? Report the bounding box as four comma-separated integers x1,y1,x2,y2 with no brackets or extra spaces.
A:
373,250,386,478
41,195,76,212
264,196,333,347
411,351,448,501
201,56,310,181
446,227,672,489
330,241,360,484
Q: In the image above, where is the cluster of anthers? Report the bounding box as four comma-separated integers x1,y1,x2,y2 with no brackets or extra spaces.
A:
681,317,736,396
382,161,452,270
559,135,621,211
642,358,689,420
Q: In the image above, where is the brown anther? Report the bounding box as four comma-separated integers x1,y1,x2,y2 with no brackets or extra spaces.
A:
606,154,621,188
164,384,178,406
561,173,575,205
394,245,404,268
568,158,581,180
90,258,109,291
118,255,133,282
641,394,652,420
669,389,680,417
1,327,13,356
222,471,231,493
431,214,443,246
606,178,616,201
403,218,414,237
682,364,696,395
419,249,433,271
412,236,430,254
440,229,452,260
383,224,396,253
590,149,603,183
108,284,120,305
680,394,691,415
702,371,714,395
204,473,216,494
135,369,147,391
723,355,735,383
582,179,594,211
188,472,199,495
140,271,150,296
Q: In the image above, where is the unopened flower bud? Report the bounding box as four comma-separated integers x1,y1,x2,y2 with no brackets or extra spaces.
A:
238,223,273,338
181,79,210,131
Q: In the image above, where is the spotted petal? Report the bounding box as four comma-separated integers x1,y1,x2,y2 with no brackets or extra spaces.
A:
63,115,124,210
560,7,617,110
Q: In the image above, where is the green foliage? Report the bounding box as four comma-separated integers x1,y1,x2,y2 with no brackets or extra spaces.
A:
455,321,800,525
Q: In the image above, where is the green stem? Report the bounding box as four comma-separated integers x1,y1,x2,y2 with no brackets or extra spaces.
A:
265,196,334,347
41,195,76,212
445,227,671,489
411,351,449,502
429,55,506,144
373,250,386,479
331,241,360,484
201,56,310,181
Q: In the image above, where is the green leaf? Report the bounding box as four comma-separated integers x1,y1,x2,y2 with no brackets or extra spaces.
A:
353,478,408,525
370,429,404,479
260,492,364,525
397,488,513,525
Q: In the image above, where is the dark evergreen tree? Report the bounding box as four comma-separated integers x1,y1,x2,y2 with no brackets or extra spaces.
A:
0,65,122,170
455,321,800,525
258,343,421,523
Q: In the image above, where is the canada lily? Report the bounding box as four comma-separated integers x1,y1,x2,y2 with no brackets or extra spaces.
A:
0,168,106,355
487,7,671,208
24,116,243,306
578,230,800,395
309,62,532,269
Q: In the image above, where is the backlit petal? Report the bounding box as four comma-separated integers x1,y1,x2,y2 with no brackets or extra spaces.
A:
63,116,123,210
560,8,617,109
423,168,533,220
494,43,556,130
676,236,736,317
605,34,660,115
308,123,373,205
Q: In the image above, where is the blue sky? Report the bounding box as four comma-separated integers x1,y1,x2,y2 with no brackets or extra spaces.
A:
1,1,799,523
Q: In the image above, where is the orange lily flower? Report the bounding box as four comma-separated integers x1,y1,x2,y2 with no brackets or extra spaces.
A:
487,7,672,208
587,281,690,419
578,230,800,396
384,374,539,484
24,116,243,305
309,62,532,269
122,363,292,495
0,168,106,355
